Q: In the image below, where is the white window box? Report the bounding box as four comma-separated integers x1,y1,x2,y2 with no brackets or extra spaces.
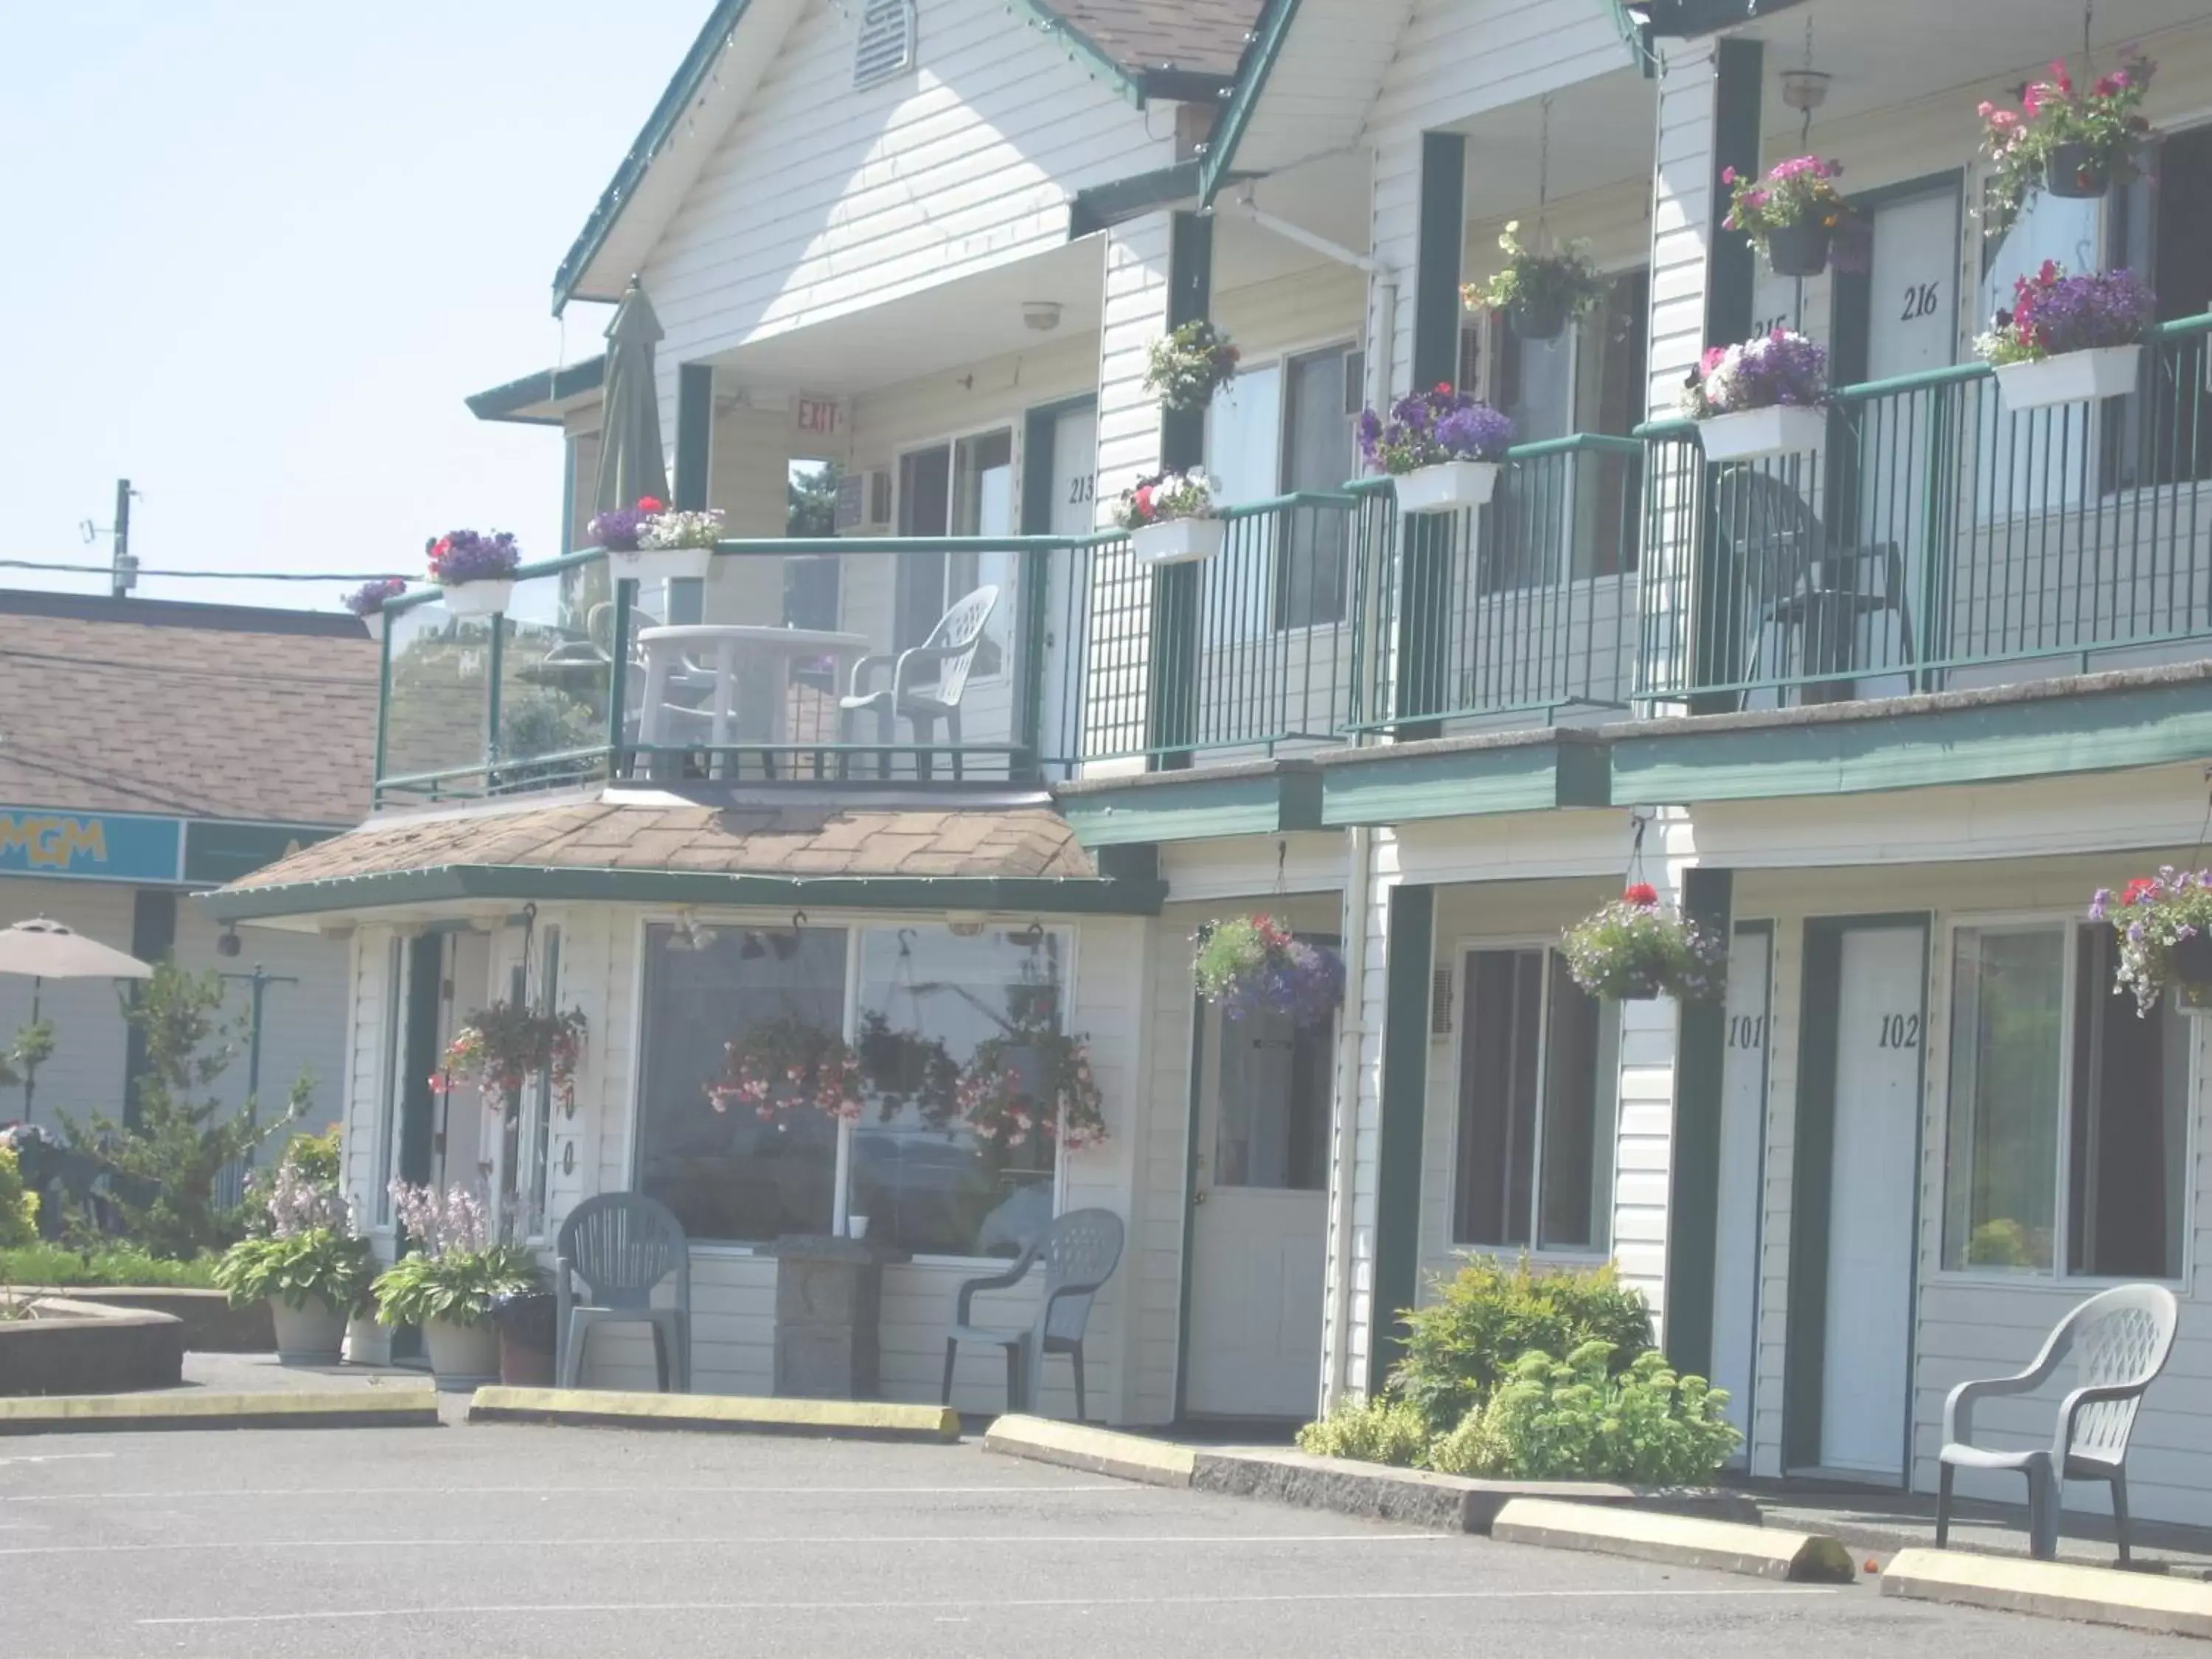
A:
441,578,515,619
1992,344,2142,413
358,613,385,644
1393,459,1501,515
1130,515,1225,567
1697,404,1827,463
608,545,716,585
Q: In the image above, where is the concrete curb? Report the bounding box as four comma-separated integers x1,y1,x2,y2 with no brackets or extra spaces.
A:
1491,1497,1856,1582
1882,1546,2212,1638
1189,1448,1763,1535
980,1415,1196,1486
467,1385,961,1441
0,1385,439,1435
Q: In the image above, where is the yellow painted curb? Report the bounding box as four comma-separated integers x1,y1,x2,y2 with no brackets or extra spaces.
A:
0,1386,439,1433
980,1413,1195,1486
467,1385,961,1441
1492,1496,1855,1583
1882,1546,2212,1638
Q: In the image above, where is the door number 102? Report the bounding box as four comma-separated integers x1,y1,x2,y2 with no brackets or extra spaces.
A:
1877,1013,1921,1049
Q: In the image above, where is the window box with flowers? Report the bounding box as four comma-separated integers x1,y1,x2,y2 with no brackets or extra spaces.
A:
1561,883,1728,1004
2090,872,2212,1012
342,578,407,644
1360,386,1515,515
591,495,726,585
1192,915,1345,1028
1461,221,1607,342
427,529,521,618
1978,53,2155,234
1723,156,1851,278
1144,320,1242,413
1976,263,2155,412
1680,330,1830,463
1116,468,1225,567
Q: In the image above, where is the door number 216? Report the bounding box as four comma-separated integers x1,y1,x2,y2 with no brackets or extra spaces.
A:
1899,282,1942,322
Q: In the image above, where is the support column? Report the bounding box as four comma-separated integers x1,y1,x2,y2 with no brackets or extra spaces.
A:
1366,880,1433,1395
1662,863,1732,1376
1147,211,1213,768
1393,133,1465,740
669,362,714,625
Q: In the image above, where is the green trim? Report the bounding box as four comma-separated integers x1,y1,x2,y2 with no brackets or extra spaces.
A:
605,579,633,754
1197,0,1301,205
1070,162,1203,238
1148,212,1213,768
1006,0,1145,106
1173,990,1208,1422
1396,131,1468,742
1610,676,2212,804
1661,867,1731,1380
1705,39,1761,353
1369,883,1433,1394
1641,0,1811,36
465,357,606,425
1060,768,1322,846
553,0,754,312
670,364,714,627
199,866,1167,923
1318,739,1610,826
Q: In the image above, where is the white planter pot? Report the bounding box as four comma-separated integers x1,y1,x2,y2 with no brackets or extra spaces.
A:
358,612,385,644
1992,344,2142,412
1393,460,1501,515
1697,404,1828,464
441,578,515,619
344,1312,390,1367
607,544,715,584
268,1296,347,1366
422,1316,501,1387
1129,515,1226,567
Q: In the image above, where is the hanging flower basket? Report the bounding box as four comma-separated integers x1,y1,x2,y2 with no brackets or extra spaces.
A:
1192,915,1345,1028
1144,320,1242,413
1762,223,1832,279
1461,222,1606,345
434,1002,587,1111
1976,263,2154,412
1722,157,1848,279
855,1010,960,1127
957,1028,1107,1152
1560,884,1728,1004
2090,872,2212,1014
591,496,723,583
709,1015,863,1127
1978,53,2154,234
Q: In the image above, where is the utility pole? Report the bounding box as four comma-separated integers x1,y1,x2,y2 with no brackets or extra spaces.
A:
111,479,137,597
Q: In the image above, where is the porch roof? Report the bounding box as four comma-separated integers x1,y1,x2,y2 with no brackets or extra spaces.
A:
465,355,606,426
203,790,1166,921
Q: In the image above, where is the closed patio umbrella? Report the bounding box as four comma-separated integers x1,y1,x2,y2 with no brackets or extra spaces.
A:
0,917,153,1117
594,276,672,516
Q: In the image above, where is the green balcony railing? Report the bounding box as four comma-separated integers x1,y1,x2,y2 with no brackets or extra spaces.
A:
1639,313,2212,709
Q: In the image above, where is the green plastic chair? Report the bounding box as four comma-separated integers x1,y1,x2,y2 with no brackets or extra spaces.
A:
555,1193,692,1393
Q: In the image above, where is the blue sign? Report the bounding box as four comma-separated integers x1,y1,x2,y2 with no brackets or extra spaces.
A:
0,810,184,883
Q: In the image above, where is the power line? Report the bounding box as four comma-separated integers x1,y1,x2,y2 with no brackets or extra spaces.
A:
1,559,408,582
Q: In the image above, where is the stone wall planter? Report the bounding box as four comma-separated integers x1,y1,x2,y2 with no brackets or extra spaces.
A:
0,1297,184,1395
1992,344,2142,412
8,1287,271,1352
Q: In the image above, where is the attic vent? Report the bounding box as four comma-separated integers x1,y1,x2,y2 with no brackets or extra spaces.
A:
854,0,916,89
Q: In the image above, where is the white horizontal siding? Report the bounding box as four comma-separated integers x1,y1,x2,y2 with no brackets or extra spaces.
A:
0,879,139,1131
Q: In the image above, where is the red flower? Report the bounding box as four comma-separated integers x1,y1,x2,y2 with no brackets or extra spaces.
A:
1624,882,1659,907
2123,877,2160,905
1434,382,1454,397
637,495,664,513
2049,59,2073,97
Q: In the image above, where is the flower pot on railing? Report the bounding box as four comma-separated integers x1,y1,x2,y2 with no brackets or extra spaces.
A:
608,544,715,585
360,613,386,644
1992,343,2142,411
1694,404,1827,464
1129,515,1226,567
2043,139,2111,199
1393,460,1500,515
1762,223,1832,279
441,579,514,619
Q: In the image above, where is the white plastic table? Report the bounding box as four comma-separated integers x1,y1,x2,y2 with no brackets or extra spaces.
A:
636,625,871,748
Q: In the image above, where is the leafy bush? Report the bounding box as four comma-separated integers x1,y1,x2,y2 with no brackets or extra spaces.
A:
1294,1397,1433,1468
0,1243,220,1287
277,1128,343,1189
1427,1343,1738,1484
372,1243,538,1330
215,1230,377,1312
0,1146,35,1248
1393,1256,1654,1433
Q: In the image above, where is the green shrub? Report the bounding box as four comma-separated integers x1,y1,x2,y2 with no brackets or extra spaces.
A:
277,1128,344,1189
1393,1256,1654,1432
1293,1397,1433,1468
372,1244,538,1330
1428,1342,1738,1484
0,1147,35,1248
0,1242,220,1287
213,1230,377,1312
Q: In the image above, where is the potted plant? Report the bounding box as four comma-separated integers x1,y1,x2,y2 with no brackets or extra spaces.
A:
957,1027,1107,1152
434,1002,586,1113
1975,262,2154,411
427,529,521,619
1978,52,2154,234
591,495,726,585
1358,384,1516,515
211,1131,374,1366
341,578,407,644
1115,468,1225,567
2090,872,2212,1013
708,1015,863,1127
1192,915,1345,1028
374,1181,538,1385
1561,883,1729,1003
1722,156,1851,278
857,1010,960,1127
1144,319,1241,412
1461,221,1607,342
1679,328,1829,462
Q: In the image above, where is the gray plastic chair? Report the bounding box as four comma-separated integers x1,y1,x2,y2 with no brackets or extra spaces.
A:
555,1193,693,1393
942,1206,1123,1419
840,585,998,780
1937,1283,2177,1562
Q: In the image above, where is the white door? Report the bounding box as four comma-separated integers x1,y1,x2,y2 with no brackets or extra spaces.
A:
1819,924,1925,1480
1710,923,1773,1463
1038,406,1096,777
1185,998,1331,1419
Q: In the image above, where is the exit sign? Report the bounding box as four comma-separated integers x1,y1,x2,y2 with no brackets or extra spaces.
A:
795,394,844,438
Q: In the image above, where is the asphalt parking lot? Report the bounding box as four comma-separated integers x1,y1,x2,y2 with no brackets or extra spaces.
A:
0,1426,2185,1658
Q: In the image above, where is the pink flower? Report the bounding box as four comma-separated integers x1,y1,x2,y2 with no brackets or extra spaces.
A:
1721,165,1738,184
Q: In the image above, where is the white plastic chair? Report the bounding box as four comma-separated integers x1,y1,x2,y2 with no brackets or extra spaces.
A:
840,586,998,779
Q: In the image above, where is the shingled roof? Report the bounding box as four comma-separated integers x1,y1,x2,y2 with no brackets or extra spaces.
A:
1033,0,1265,78
0,591,378,826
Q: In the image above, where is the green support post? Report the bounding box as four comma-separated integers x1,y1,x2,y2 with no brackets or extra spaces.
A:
1369,883,1433,1395
1394,133,1466,740
671,363,714,625
1663,866,1732,1380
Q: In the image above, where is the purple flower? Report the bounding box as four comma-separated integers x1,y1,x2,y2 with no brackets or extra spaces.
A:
1681,328,1829,419
588,506,650,552
2008,265,2155,357
1434,403,1514,461
427,529,521,586
1359,386,1515,474
342,577,407,618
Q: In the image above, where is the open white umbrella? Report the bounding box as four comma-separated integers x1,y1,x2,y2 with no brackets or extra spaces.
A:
0,917,153,1116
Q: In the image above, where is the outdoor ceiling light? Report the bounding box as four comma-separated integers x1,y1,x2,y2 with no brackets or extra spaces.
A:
216,926,242,959
1022,300,1063,333
946,911,987,937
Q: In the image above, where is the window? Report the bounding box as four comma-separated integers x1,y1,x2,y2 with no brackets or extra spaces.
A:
1942,922,2188,1279
852,926,1065,1257
2115,123,2212,489
1452,947,1618,1251
633,925,849,1243
1277,347,1355,629
895,431,1015,675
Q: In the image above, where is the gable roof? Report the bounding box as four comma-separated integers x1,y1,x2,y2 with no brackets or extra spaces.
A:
0,591,378,827
1011,0,1262,86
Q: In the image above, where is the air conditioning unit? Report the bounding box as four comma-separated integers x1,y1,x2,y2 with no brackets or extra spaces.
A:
833,468,892,534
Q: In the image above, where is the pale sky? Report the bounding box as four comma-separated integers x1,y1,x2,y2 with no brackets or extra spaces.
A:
0,3,706,614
